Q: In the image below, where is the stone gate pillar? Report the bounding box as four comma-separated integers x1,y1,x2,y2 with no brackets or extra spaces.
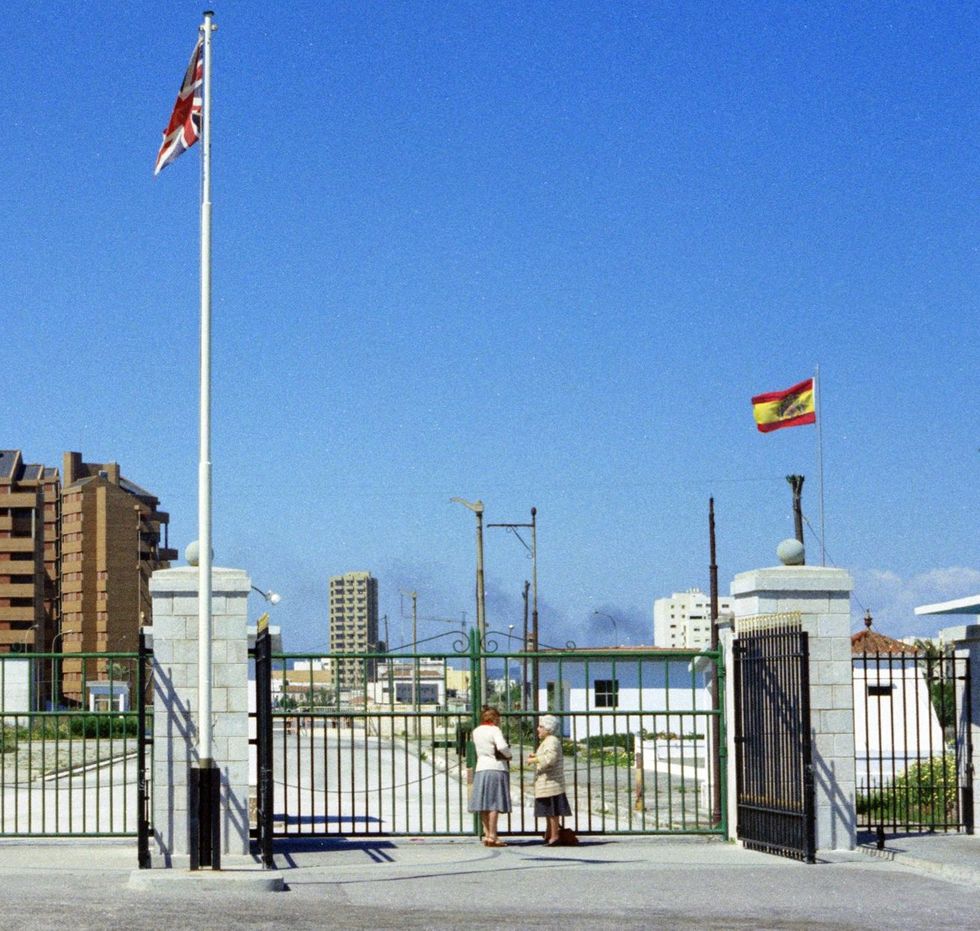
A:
148,566,251,867
730,564,857,852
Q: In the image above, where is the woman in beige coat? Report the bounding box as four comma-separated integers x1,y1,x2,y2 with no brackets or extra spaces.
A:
527,714,572,845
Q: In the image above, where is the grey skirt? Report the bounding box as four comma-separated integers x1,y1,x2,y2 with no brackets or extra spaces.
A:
534,792,572,817
468,769,512,813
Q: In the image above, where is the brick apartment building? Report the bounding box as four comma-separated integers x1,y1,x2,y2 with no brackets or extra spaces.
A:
0,451,60,655
0,449,177,705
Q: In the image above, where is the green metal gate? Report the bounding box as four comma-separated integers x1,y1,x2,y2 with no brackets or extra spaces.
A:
0,642,152,840
252,628,725,841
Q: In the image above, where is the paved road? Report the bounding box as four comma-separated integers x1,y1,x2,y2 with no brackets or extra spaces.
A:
272,727,716,838
1,754,138,835
0,834,976,930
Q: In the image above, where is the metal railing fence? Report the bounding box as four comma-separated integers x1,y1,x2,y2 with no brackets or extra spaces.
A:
855,650,973,839
0,647,152,838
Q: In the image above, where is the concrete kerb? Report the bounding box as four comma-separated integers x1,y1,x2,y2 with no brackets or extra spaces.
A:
127,859,285,892
857,833,980,888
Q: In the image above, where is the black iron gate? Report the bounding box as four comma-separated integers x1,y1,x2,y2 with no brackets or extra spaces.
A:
253,619,275,868
733,620,815,863
136,630,153,867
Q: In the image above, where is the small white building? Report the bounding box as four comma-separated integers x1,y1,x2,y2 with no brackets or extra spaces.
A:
534,647,715,793
0,658,33,716
369,658,447,706
852,617,944,789
86,680,130,712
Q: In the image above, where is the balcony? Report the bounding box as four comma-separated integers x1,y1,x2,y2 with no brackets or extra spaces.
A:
0,629,37,647
0,583,36,598
0,606,38,622
0,493,39,507
0,538,36,553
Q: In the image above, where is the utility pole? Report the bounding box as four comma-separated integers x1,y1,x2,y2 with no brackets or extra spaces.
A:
401,590,419,712
709,497,721,827
451,498,487,703
521,580,530,712
487,507,538,709
531,507,538,712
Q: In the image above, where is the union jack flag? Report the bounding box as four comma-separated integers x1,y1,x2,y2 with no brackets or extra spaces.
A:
154,36,203,175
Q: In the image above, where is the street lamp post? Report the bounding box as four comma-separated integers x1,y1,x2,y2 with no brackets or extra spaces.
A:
451,498,486,703
19,624,37,712
487,508,538,708
521,581,529,711
593,610,618,645
19,623,37,651
135,504,143,629
51,629,66,711
506,624,514,712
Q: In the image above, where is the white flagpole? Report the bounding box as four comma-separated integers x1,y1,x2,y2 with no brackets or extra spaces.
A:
814,364,826,565
198,9,215,768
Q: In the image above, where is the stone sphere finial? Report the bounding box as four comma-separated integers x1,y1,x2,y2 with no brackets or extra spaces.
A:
776,538,805,566
184,541,214,567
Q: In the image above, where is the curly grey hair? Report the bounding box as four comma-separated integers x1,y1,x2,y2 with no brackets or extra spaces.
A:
539,714,560,734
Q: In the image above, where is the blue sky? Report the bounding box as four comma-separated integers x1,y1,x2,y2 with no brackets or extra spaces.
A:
3,2,977,649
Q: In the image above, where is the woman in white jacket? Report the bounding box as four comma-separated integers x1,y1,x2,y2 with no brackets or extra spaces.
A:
468,705,512,846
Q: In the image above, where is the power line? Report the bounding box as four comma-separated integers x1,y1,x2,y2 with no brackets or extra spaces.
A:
802,514,868,614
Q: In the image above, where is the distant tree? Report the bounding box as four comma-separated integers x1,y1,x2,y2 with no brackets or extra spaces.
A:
914,639,956,732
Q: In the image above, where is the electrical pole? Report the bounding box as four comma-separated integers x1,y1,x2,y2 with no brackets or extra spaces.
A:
521,579,529,712
709,497,721,827
487,507,538,710
401,590,419,712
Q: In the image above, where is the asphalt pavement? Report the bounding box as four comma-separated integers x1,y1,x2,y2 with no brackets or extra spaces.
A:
0,832,975,930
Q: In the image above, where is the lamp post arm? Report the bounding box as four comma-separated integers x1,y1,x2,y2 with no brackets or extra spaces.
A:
251,586,281,604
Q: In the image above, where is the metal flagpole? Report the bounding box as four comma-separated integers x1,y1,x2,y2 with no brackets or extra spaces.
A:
814,364,826,565
195,8,218,868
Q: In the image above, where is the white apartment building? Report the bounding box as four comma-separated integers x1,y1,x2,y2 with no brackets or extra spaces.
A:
328,571,379,687
653,588,732,649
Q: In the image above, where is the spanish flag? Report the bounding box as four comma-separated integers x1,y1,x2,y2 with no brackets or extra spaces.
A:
751,378,816,433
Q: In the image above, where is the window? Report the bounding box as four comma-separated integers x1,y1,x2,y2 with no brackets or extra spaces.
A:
594,679,619,708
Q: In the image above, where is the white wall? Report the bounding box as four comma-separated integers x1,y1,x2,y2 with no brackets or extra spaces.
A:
853,658,944,787
0,659,32,715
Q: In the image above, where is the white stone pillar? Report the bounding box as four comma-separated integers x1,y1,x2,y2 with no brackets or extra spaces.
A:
148,566,251,867
954,624,980,829
716,613,738,841
731,565,856,852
